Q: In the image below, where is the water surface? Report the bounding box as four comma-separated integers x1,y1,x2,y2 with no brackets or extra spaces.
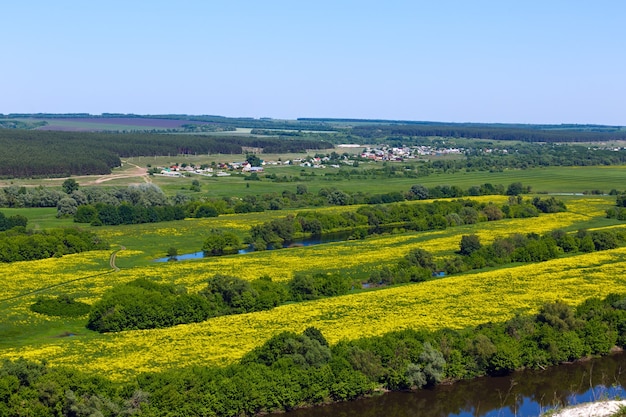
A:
279,353,626,417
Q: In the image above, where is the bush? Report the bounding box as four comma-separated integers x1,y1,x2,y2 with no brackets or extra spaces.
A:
289,272,351,301
202,229,241,255
87,279,215,332
30,295,91,317
242,327,331,368
202,274,259,314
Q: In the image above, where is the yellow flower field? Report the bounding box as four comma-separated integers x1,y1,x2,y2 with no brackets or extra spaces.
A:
0,197,617,300
1,195,623,380
4,247,626,380
0,251,111,301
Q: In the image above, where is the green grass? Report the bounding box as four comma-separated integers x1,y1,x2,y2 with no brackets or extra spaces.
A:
0,207,75,229
4,154,625,199
611,405,626,417
0,297,92,346
151,165,626,199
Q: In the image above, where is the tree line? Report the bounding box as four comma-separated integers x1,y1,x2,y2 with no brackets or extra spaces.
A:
5,113,339,130
373,226,623,285
350,123,626,142
605,192,626,220
246,196,555,251
54,181,531,226
0,129,332,177
6,294,626,416
0,226,108,263
85,273,354,333
0,211,27,231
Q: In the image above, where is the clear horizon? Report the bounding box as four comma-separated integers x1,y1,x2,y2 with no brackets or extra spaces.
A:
2,1,625,126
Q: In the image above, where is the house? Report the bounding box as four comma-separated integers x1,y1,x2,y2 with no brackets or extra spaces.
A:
159,169,182,177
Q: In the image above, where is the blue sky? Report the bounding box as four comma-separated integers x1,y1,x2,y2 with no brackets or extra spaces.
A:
2,1,625,125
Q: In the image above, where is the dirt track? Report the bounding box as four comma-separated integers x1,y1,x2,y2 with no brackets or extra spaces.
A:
85,161,150,185
25,160,151,187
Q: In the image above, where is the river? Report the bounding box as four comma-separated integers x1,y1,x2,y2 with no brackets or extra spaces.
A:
277,353,626,417
154,231,354,262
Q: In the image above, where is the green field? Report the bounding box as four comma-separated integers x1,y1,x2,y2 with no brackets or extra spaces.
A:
148,164,626,198
1,191,624,368
3,149,625,198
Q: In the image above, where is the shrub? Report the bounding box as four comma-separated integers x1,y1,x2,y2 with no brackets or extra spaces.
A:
30,295,91,317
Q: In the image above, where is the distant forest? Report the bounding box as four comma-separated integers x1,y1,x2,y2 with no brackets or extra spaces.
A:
2,113,339,131
349,124,626,142
0,130,332,177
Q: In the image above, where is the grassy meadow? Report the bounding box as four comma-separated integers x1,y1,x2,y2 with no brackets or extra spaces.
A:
2,190,626,380
147,164,626,197
4,153,626,197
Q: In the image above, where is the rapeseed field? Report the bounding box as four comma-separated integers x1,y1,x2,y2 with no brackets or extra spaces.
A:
1,196,624,380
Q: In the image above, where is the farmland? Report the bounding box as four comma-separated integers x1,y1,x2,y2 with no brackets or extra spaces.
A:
3,118,626,414
5,246,626,380
2,194,626,381
5,156,626,197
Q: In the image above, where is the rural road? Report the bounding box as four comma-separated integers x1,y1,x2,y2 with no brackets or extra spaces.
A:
109,246,126,271
11,160,151,188
89,160,150,185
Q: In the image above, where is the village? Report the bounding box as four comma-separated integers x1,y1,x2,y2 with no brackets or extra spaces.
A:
153,144,468,178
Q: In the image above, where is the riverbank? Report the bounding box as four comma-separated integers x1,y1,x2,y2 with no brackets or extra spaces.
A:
547,400,626,417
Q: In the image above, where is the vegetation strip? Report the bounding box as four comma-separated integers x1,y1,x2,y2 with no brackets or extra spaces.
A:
3,294,626,416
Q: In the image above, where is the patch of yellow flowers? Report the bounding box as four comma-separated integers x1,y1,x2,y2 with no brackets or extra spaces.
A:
4,247,626,380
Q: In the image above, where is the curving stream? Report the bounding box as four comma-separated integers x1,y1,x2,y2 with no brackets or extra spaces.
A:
154,232,354,262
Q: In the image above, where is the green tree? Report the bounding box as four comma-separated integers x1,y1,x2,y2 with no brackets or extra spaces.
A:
202,229,241,255
327,190,351,206
536,300,580,331
482,204,504,221
408,184,429,200
195,204,219,218
405,248,435,270
56,197,78,218
74,205,98,223
242,329,331,368
246,154,262,167
506,182,524,196
289,273,319,301
296,184,308,195
251,276,289,309
459,234,482,256
203,274,258,313
62,178,79,194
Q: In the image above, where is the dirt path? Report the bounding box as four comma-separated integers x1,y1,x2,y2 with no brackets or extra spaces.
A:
31,160,150,187
109,246,126,271
88,161,150,185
